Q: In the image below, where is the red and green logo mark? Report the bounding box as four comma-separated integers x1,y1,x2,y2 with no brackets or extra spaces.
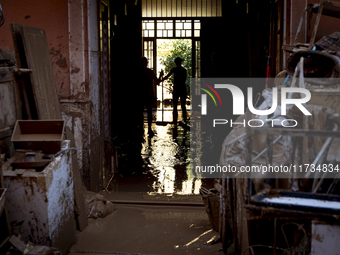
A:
198,83,222,107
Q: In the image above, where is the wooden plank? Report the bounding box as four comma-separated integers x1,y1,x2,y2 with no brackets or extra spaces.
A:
10,23,38,119
8,235,26,252
18,77,32,119
65,127,88,231
309,0,325,50
10,23,27,69
19,24,61,119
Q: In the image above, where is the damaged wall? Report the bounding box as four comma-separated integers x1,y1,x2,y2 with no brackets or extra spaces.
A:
59,0,103,191
0,0,104,191
0,0,70,97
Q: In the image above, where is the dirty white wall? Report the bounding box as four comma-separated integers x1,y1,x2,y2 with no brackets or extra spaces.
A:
68,0,86,99
60,0,103,191
3,150,76,254
88,0,103,192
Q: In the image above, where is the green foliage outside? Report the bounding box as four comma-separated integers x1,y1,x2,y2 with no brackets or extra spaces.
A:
158,39,192,97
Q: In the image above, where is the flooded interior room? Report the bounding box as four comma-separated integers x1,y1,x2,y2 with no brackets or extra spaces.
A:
1,0,340,254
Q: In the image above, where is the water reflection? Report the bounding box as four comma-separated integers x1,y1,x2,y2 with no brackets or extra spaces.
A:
110,109,204,195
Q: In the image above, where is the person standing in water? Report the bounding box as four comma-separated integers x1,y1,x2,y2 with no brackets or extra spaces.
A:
138,57,162,135
162,57,187,125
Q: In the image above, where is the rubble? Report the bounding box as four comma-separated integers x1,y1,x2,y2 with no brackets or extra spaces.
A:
4,234,61,255
84,191,117,219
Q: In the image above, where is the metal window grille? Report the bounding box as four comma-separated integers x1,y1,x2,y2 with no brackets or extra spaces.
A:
142,0,222,18
142,20,200,38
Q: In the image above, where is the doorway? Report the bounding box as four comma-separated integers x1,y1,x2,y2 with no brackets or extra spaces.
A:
156,38,191,122
142,19,201,123
142,19,201,76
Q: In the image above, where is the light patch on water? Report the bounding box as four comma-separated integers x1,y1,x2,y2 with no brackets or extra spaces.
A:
140,117,200,195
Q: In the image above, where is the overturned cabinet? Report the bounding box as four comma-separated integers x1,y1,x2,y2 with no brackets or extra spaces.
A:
3,120,76,254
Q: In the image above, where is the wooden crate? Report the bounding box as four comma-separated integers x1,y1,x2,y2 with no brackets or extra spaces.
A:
11,120,64,154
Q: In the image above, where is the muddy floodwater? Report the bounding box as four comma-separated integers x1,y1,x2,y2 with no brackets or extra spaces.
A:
72,109,224,255
107,109,214,196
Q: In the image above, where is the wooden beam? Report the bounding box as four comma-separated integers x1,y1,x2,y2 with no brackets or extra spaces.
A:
311,1,340,18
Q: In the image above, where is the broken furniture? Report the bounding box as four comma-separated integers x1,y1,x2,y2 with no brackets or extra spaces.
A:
10,23,88,231
6,234,61,254
11,120,65,154
1,119,76,254
250,190,340,215
245,60,340,253
9,120,65,171
9,150,51,170
287,50,340,85
3,140,76,254
218,55,340,254
219,111,340,254
282,0,340,52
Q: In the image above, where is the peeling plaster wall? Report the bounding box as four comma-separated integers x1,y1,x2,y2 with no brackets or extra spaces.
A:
3,151,76,254
0,0,70,97
60,101,91,188
68,0,86,99
60,0,103,191
0,0,106,191
45,152,76,253
4,174,49,243
88,0,103,192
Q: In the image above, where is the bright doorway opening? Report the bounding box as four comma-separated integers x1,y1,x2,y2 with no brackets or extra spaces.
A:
156,39,192,112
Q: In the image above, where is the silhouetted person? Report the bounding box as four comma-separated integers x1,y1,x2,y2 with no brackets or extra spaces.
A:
162,57,187,124
138,57,161,135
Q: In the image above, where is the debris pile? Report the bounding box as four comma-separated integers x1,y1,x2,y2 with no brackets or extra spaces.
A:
84,191,117,219
215,1,340,253
1,235,61,255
